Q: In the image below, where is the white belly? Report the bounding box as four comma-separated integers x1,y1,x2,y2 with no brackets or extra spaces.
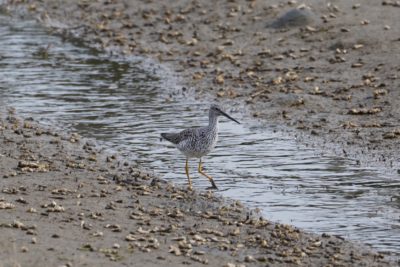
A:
177,134,218,158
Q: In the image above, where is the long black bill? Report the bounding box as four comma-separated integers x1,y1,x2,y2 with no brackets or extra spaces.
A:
220,110,240,124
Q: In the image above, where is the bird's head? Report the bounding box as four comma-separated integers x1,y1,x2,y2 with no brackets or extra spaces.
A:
210,104,240,124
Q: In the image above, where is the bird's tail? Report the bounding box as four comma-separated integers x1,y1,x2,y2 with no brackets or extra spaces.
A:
160,133,178,144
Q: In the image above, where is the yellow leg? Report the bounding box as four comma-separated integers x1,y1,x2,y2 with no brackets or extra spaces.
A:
185,158,193,190
198,158,218,189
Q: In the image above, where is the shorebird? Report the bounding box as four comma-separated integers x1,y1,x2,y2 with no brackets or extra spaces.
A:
161,104,240,190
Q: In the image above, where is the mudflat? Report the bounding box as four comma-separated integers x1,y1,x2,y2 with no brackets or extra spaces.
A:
1,0,399,266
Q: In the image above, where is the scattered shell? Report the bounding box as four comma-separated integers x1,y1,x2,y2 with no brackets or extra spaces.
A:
12,220,25,229
273,54,285,61
215,74,225,85
383,130,400,139
80,221,92,230
230,228,240,236
0,201,15,209
348,107,382,115
169,245,182,256
272,76,283,85
351,62,364,68
41,201,64,212
125,234,136,241
193,234,206,242
245,255,256,262
186,38,198,46
92,231,103,237
105,224,122,232
190,254,208,264
374,89,388,99
305,26,317,32
18,161,49,172
178,240,192,250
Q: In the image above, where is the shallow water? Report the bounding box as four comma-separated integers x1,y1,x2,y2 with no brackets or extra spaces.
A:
1,14,399,256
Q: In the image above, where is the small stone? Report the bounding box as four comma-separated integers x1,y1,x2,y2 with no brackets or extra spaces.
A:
270,7,317,28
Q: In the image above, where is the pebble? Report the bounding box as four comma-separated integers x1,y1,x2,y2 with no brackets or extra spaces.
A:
270,7,317,28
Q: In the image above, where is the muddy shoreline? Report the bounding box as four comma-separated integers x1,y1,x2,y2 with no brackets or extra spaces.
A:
0,110,394,266
1,0,399,266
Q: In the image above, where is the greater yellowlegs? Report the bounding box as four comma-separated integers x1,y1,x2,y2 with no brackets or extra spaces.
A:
161,104,240,190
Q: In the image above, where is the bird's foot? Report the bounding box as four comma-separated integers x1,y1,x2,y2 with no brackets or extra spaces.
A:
187,185,193,191
209,180,219,190
206,185,219,191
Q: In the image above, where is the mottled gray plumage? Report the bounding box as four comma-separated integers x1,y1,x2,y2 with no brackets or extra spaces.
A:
161,104,240,190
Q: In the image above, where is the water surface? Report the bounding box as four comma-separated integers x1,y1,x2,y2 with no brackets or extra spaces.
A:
1,13,399,256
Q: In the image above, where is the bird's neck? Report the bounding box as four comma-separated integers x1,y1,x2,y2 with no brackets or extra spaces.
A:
208,115,219,129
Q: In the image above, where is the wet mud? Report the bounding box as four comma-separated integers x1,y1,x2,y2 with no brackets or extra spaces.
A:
1,0,400,266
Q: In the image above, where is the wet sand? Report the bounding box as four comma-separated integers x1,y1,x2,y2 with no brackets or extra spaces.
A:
1,0,399,266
